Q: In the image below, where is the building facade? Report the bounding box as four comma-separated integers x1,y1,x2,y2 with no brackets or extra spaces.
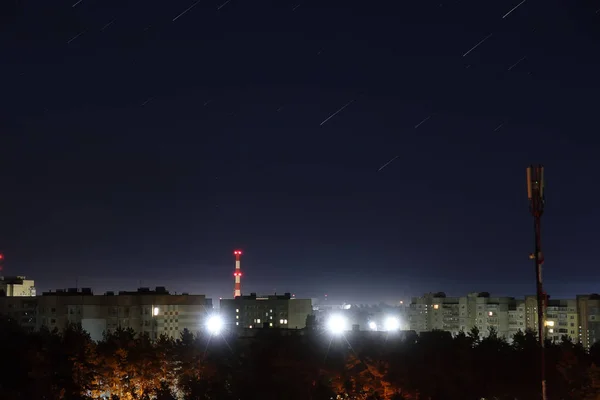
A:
0,287,213,341
577,294,600,349
220,293,312,330
0,276,36,297
409,292,600,347
408,292,460,335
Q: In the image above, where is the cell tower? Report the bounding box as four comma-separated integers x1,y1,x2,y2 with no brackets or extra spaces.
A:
233,250,242,298
526,165,547,400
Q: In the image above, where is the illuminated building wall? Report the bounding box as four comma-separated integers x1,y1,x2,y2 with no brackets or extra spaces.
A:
220,292,312,330
0,287,212,341
0,276,36,297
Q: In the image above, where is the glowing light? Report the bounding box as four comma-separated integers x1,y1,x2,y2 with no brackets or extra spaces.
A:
153,307,159,316
384,316,400,332
327,314,348,334
368,321,377,331
545,320,555,327
0,254,4,260
488,311,493,316
233,250,242,255
433,304,439,310
206,315,224,335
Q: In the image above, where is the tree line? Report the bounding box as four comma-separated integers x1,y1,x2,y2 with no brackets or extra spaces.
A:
0,317,599,400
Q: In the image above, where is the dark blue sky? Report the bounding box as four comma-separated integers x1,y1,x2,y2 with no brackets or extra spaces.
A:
1,0,599,303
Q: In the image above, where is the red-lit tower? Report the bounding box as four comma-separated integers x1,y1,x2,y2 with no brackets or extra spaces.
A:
233,250,242,298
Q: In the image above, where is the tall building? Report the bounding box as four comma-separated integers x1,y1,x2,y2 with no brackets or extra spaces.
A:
409,291,600,347
0,286,213,341
544,298,578,343
577,294,600,349
459,292,514,338
508,299,526,339
220,292,312,330
408,292,460,335
0,276,36,297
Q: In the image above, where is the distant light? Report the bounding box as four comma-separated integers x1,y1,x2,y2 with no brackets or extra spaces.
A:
206,315,224,335
545,320,555,327
234,250,243,255
384,316,400,332
368,321,377,331
0,253,4,260
153,307,159,316
488,311,493,316
327,314,348,335
433,304,439,310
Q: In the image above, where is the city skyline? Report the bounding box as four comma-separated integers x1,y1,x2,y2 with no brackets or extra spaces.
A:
2,0,600,304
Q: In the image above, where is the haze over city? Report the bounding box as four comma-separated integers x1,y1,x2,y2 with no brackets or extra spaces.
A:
2,0,600,304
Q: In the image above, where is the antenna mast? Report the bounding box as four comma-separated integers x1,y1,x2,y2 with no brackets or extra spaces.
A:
526,165,547,400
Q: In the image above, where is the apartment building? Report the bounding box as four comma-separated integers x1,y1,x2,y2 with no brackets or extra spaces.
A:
577,294,600,349
508,300,526,339
408,292,461,335
220,292,312,330
544,298,578,343
0,287,213,341
409,292,600,347
0,295,37,332
457,293,514,338
0,276,36,297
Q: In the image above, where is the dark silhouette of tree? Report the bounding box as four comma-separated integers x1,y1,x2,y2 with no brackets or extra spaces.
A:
1,315,600,400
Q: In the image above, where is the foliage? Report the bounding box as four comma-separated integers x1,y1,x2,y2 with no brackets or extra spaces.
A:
0,316,598,400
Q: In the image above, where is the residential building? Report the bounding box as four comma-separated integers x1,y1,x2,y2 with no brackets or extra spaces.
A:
544,298,578,343
409,291,600,347
0,276,36,297
220,292,312,330
577,294,600,349
409,292,460,335
0,286,212,341
459,292,514,338
0,295,37,332
508,299,526,339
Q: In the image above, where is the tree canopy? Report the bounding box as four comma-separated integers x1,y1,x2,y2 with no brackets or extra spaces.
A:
0,317,599,400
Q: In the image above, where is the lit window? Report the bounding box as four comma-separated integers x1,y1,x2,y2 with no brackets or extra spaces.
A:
488,311,493,316
280,319,284,324
284,319,288,324
270,309,273,313
236,315,239,319
549,328,554,334
249,325,253,329
433,304,439,310
153,307,159,316
269,322,273,327
545,320,555,327
257,319,261,324
236,309,239,313
270,316,272,319
236,322,239,326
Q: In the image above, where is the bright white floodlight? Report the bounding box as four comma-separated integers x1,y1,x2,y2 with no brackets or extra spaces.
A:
206,315,224,335
384,316,400,332
327,314,348,335
368,321,378,331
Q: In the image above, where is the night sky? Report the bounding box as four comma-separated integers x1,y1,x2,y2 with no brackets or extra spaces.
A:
2,0,600,304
